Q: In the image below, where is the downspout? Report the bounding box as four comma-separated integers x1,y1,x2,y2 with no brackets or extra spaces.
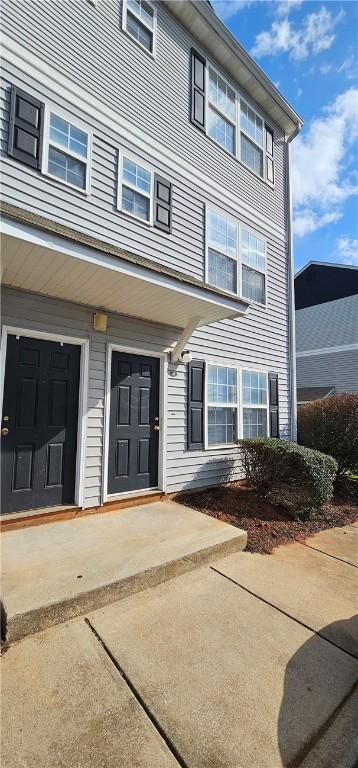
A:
286,124,301,442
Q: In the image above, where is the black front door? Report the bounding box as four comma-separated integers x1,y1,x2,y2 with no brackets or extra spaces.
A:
108,352,160,494
1,335,80,513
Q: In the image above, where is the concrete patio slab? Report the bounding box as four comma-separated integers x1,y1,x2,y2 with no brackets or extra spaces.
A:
213,538,358,656
299,686,358,768
304,525,358,566
1,500,246,642
0,620,179,768
89,566,358,768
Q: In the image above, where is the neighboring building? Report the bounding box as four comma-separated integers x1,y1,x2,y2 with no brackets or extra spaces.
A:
0,0,301,515
295,262,358,404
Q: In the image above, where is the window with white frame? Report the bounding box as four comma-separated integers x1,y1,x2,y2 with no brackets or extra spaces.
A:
240,100,264,177
44,112,91,192
208,68,236,155
119,156,152,222
123,0,156,54
207,209,238,293
241,228,266,304
242,370,268,438
207,365,238,445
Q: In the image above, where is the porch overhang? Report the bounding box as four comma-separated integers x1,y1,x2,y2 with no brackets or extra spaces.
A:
0,212,249,334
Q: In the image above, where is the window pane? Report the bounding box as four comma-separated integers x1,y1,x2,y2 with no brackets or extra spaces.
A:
208,211,237,258
128,0,154,28
242,265,265,304
209,69,236,121
208,249,236,292
240,102,263,146
207,365,237,404
242,370,267,405
123,158,151,193
208,107,234,154
122,185,150,220
241,229,266,272
50,114,87,158
243,408,267,438
126,11,152,50
240,133,263,176
208,407,237,444
48,147,86,189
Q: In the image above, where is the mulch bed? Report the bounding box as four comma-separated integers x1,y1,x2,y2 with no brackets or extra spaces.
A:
175,481,358,554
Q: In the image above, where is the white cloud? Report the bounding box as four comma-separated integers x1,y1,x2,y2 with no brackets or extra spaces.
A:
251,7,344,61
338,55,355,73
320,63,332,75
292,88,358,237
275,0,302,17
297,87,302,97
211,0,253,21
338,54,357,81
335,237,358,265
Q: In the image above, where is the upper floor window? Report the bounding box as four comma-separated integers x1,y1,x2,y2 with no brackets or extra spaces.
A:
208,69,236,155
206,207,267,305
190,51,275,185
240,101,264,177
122,0,156,55
119,155,153,223
43,111,91,193
207,209,238,294
241,228,266,305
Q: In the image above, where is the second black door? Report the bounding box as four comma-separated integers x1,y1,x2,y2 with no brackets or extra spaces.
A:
108,352,160,494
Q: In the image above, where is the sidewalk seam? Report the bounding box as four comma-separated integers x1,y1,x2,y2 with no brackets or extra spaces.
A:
301,542,357,568
84,617,188,768
210,566,358,660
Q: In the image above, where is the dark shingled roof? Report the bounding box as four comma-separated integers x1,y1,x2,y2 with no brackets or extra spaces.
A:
297,386,335,403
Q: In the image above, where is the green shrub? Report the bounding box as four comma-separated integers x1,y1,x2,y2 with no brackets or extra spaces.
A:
239,437,337,519
298,393,358,476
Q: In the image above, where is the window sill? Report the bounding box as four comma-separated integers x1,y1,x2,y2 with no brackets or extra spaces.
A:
117,207,153,227
43,170,90,196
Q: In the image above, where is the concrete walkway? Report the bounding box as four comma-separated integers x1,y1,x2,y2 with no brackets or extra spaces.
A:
1,500,247,642
1,525,357,767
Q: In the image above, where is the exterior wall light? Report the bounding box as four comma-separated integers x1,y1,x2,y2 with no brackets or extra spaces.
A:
179,350,192,364
93,313,108,332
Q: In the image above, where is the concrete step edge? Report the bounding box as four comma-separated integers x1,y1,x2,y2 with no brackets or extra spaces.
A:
3,529,247,644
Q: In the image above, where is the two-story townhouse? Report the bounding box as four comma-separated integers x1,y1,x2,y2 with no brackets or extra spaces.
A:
0,0,302,516
295,262,358,404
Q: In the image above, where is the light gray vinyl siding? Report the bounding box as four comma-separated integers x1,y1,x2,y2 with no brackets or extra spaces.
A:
1,287,178,507
297,350,358,394
2,286,291,497
1,0,286,229
1,0,293,497
296,295,358,352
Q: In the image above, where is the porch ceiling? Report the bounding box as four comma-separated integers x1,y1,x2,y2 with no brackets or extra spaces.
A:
1,219,249,330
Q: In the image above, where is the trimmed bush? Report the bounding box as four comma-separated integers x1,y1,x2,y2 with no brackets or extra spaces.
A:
298,393,358,476
239,437,337,518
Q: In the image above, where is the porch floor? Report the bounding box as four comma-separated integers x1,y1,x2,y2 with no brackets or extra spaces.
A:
1,499,246,643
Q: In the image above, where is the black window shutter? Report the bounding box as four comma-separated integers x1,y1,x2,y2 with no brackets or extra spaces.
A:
265,124,274,184
190,48,206,131
153,174,172,233
187,360,205,450
268,372,280,438
8,85,44,170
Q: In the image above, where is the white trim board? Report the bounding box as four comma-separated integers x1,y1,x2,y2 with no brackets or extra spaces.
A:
297,343,358,358
0,325,89,509
102,343,167,503
2,35,286,241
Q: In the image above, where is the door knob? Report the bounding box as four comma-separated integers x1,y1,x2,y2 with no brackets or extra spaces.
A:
153,425,160,431
1,427,9,436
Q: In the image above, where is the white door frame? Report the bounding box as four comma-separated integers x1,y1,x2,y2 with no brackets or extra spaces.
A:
0,325,89,508
103,343,167,502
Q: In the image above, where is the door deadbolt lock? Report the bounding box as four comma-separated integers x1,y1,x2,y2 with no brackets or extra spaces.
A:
1,427,9,436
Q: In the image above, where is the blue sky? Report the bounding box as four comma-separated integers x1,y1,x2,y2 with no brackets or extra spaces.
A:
211,0,358,271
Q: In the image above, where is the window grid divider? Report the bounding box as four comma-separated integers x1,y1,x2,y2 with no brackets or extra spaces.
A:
42,105,92,195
